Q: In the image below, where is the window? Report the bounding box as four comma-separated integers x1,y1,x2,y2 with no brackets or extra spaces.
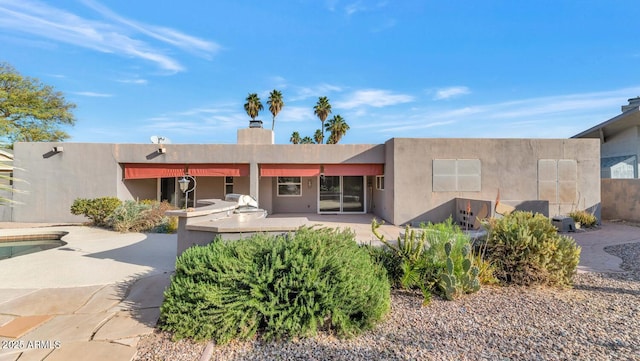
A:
277,177,302,197
376,175,384,190
225,176,234,195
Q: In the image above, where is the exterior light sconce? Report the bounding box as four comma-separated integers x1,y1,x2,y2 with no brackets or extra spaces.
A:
52,146,63,153
307,179,312,188
158,148,166,154
178,174,197,210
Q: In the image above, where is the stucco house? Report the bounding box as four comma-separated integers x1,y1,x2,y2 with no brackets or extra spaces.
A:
0,149,13,221
6,126,600,226
573,97,640,221
573,97,640,178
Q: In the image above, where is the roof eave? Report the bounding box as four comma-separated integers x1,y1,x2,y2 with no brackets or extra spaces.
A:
572,107,640,139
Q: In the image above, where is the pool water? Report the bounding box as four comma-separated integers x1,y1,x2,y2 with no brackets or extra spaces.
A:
0,239,67,260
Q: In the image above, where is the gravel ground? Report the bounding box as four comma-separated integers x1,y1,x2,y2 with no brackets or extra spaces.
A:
134,242,640,361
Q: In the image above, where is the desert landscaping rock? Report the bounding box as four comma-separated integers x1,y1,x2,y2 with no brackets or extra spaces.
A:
134,241,640,361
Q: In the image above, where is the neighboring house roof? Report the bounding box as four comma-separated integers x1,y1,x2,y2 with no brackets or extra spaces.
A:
0,149,13,172
572,101,640,140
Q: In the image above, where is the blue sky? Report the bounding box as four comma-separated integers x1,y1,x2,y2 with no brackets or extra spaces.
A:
2,0,639,144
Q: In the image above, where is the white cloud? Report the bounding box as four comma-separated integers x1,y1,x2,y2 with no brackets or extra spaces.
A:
81,0,220,57
0,0,219,73
433,86,471,100
335,89,414,109
278,106,315,123
268,76,289,90
345,1,365,16
343,1,388,16
117,78,148,85
373,86,640,137
289,83,344,101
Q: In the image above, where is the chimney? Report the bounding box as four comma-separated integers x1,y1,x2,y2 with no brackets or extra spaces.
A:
621,97,640,112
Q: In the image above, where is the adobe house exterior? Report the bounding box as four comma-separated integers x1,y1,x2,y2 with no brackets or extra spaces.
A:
573,97,640,178
9,127,601,226
0,149,13,221
573,97,640,221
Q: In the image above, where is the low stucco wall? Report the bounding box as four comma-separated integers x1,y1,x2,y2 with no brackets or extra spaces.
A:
601,179,640,221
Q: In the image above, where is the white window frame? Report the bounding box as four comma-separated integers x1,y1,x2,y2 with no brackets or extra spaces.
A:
277,176,302,197
376,175,385,190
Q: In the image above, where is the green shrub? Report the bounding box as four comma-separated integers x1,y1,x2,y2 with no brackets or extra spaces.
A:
152,215,178,233
473,251,499,286
160,227,391,343
370,218,481,303
569,210,598,228
108,200,176,233
107,200,151,232
70,197,122,227
484,211,581,287
363,244,403,287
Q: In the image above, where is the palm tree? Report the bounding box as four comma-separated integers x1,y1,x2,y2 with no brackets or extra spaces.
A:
313,96,332,144
267,89,284,130
325,115,350,144
313,129,323,144
244,93,263,121
290,131,301,144
301,136,314,144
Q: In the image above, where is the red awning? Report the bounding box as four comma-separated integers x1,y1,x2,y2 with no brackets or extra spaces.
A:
323,164,384,176
189,164,249,177
124,163,249,179
260,164,321,177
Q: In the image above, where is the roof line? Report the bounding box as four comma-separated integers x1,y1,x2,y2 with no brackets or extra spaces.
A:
571,107,639,138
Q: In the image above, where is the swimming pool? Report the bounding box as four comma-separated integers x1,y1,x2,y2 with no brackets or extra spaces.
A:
0,231,68,260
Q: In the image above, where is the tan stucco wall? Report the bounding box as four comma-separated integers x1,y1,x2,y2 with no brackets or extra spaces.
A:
386,138,601,226
13,142,124,222
601,179,640,221
237,128,274,144
112,143,384,164
271,176,318,213
0,173,11,221
12,142,384,222
11,139,600,225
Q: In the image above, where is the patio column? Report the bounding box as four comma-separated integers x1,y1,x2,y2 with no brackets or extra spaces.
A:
249,161,259,201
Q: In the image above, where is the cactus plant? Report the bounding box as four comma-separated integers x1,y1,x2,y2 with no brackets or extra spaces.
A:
440,240,481,300
371,218,482,304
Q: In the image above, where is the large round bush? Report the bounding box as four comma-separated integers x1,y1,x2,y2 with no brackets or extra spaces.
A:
160,227,391,343
484,211,581,287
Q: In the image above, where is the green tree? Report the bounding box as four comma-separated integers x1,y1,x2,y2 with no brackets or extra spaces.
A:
244,93,263,121
0,63,76,147
267,89,284,131
313,96,332,144
313,129,323,144
290,131,301,144
300,136,314,144
325,115,350,144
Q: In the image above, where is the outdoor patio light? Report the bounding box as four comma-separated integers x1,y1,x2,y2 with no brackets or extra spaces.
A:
178,174,197,209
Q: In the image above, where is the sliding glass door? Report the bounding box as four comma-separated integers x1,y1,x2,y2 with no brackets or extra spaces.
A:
319,176,341,212
318,175,365,213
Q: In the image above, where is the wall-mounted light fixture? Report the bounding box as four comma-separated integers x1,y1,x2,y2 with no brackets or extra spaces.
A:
307,179,312,188
52,146,63,153
158,148,166,154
